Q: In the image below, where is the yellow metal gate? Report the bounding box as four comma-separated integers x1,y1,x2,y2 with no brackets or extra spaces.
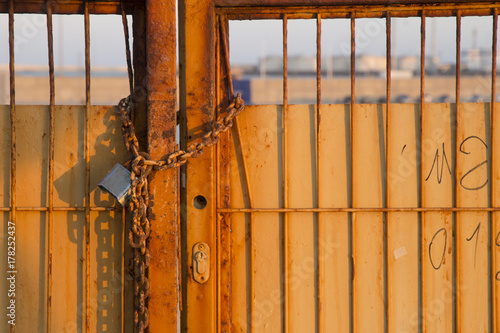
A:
180,1,500,332
0,0,178,331
4,0,500,332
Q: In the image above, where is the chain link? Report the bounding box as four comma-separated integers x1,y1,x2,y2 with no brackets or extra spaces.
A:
118,93,244,333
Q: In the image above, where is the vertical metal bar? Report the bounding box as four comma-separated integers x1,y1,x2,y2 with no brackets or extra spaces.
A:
491,9,498,333
8,1,15,331
216,23,236,329
456,13,461,107
217,17,233,331
282,14,289,333
350,16,356,107
215,17,222,333
121,208,126,333
386,13,391,108
46,1,55,331
385,12,391,333
420,13,426,111
349,13,355,333
220,15,254,328
132,5,147,148
233,118,255,329
419,11,426,333
454,11,461,332
121,6,133,97
146,0,179,329
120,11,133,329
220,20,234,100
84,3,91,332
315,13,323,333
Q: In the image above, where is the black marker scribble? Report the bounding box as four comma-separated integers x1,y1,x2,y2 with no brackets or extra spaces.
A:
425,143,452,184
465,222,481,269
459,136,488,191
429,228,447,270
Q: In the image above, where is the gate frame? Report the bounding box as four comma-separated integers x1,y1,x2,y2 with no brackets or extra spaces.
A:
142,0,179,331
178,0,500,332
0,0,179,331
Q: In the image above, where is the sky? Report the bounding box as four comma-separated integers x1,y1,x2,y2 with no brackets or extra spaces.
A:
229,16,496,65
0,14,132,67
0,14,496,67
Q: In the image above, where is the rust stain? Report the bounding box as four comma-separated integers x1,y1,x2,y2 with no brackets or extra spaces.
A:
145,0,178,330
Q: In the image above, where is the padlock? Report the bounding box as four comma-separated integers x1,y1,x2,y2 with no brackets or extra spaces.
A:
98,164,132,206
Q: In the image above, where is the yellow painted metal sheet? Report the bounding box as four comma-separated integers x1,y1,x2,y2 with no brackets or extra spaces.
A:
319,105,350,332
352,104,385,333
387,104,419,332
229,105,283,331
422,103,453,333
287,105,316,331
456,103,489,332
229,104,352,331
1,101,498,331
224,102,498,332
0,105,129,332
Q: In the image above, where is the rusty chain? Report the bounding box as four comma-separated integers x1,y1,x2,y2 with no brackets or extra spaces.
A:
118,93,244,172
118,93,244,333
119,6,241,332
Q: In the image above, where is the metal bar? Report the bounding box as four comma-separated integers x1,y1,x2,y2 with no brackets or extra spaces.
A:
84,3,91,332
220,19,234,99
0,207,118,211
121,207,126,333
8,0,15,236
454,11,461,332
121,4,134,97
0,206,497,213
386,13,391,108
216,15,232,332
456,13,461,108
350,15,356,106
179,0,216,328
492,9,498,333
2,1,500,17
349,13,355,333
282,14,289,333
222,7,500,21
316,13,323,333
0,0,139,14
146,0,179,330
215,16,222,332
8,1,15,331
419,10,426,332
420,13,426,110
234,118,255,330
214,0,500,7
217,207,500,213
220,14,255,328
384,12,390,333
46,1,55,329
132,4,147,148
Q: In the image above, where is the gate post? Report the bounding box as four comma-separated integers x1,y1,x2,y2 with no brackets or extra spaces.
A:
179,0,218,331
145,0,180,330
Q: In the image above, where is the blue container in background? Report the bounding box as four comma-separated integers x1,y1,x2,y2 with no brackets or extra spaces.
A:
233,79,251,105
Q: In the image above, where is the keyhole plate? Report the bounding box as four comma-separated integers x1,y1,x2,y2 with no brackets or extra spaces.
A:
192,242,210,284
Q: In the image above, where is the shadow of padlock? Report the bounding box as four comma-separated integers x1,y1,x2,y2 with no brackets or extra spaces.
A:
98,164,132,206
